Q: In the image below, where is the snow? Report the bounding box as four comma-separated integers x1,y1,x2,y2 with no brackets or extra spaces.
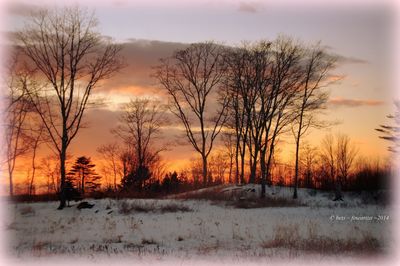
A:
1,185,393,264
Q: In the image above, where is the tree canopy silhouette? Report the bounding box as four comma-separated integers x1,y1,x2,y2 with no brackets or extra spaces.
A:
67,156,101,195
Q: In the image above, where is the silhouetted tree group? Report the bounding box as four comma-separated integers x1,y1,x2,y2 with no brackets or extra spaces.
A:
155,37,337,197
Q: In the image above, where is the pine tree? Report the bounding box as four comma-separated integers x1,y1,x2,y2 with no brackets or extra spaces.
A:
121,165,151,191
68,156,101,195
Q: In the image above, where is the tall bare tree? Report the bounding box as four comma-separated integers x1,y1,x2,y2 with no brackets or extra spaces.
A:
292,44,336,199
224,45,251,185
154,42,229,186
112,98,165,189
259,37,304,197
16,7,122,209
222,132,235,183
3,57,33,196
26,121,46,196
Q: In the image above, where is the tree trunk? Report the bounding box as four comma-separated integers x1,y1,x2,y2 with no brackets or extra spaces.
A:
249,153,258,184
293,99,305,199
9,172,13,197
81,169,85,195
57,139,67,210
29,151,37,196
113,164,117,191
293,145,299,199
260,149,266,198
202,155,208,187
235,138,240,184
228,154,233,183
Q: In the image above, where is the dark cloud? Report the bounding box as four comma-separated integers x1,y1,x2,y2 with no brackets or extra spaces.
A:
328,97,384,108
99,39,189,93
335,54,369,65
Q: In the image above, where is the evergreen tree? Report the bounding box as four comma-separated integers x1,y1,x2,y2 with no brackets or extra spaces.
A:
162,171,180,193
121,165,151,191
68,156,101,195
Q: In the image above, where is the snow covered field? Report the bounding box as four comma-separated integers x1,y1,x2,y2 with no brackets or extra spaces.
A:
2,185,392,263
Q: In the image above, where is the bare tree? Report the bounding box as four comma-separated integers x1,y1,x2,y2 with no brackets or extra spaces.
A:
299,142,318,189
292,44,336,199
224,46,251,185
3,60,33,196
320,133,336,188
154,42,229,186
97,142,122,191
336,133,358,193
112,98,165,189
16,7,122,209
224,41,273,185
256,37,304,197
27,122,46,196
222,132,235,183
208,150,229,184
320,133,357,200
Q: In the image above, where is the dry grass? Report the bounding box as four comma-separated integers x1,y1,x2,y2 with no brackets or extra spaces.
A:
141,238,158,245
173,186,232,201
262,224,382,255
230,197,306,209
118,200,192,214
174,186,307,208
159,203,192,213
263,236,382,254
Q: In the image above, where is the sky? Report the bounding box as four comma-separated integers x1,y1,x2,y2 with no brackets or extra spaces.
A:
1,0,399,190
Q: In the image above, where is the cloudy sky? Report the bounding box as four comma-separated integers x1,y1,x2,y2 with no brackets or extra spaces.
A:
1,0,398,181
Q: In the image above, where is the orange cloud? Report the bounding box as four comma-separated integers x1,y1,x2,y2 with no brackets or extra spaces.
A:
328,97,384,107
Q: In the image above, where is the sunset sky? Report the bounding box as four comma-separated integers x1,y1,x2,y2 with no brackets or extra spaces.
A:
1,0,398,190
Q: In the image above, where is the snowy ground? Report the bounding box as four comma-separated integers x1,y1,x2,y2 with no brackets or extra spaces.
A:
2,185,393,264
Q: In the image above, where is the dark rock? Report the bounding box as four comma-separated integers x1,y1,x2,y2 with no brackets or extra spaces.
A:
77,201,95,209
